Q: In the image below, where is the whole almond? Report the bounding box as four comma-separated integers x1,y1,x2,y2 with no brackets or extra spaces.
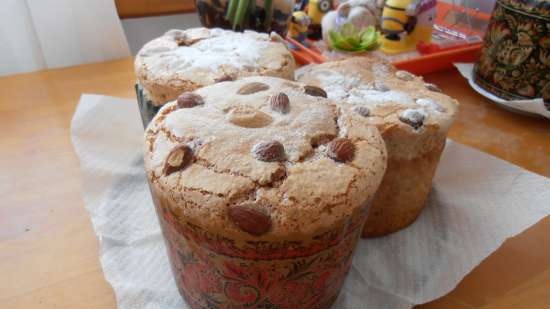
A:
172,28,210,46
327,138,355,162
395,70,415,81
425,83,442,92
237,82,270,95
165,30,187,45
163,144,193,175
354,106,370,117
310,133,336,147
252,141,285,162
270,92,290,114
228,204,271,236
227,106,273,128
175,35,187,46
304,85,327,98
215,74,234,83
177,92,204,108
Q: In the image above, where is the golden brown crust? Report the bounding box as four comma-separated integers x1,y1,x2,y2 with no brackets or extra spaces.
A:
363,126,446,237
297,56,459,237
135,28,296,106
144,76,387,243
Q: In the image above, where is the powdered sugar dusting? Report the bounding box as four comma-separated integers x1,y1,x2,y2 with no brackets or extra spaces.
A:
151,133,174,168
401,108,428,122
416,98,446,113
399,108,428,129
313,70,415,107
309,69,456,124
141,29,272,75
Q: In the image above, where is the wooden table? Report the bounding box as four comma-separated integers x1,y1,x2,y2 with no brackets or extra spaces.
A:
1,58,549,309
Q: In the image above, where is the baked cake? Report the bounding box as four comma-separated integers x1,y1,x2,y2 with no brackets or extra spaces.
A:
144,76,387,308
297,56,459,237
135,27,295,106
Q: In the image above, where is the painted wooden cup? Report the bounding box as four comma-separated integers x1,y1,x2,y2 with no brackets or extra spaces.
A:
152,191,369,309
474,0,549,100
135,83,160,128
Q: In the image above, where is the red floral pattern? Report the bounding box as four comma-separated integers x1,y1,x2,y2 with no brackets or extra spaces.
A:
154,196,367,309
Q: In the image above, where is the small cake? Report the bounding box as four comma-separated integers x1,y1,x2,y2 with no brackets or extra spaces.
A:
297,56,459,237
135,28,295,125
144,76,387,309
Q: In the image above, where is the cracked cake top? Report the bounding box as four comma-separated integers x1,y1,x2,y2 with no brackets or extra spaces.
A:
144,76,387,242
296,57,459,135
135,28,296,105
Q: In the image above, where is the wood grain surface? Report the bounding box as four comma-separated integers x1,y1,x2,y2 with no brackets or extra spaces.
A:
115,0,196,18
0,58,549,308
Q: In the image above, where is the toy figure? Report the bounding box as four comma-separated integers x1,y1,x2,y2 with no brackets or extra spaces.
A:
306,0,333,39
294,0,307,11
379,0,436,54
321,0,382,44
288,11,312,48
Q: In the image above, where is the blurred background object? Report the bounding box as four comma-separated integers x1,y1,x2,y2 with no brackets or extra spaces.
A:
292,0,495,73
474,0,549,100
114,0,196,18
379,0,437,54
304,0,333,39
322,0,381,46
288,10,312,48
194,0,293,35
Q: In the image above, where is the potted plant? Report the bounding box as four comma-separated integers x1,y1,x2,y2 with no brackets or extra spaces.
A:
196,0,294,35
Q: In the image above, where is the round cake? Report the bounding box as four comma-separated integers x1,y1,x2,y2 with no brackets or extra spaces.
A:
144,76,387,309
297,56,459,237
135,27,295,106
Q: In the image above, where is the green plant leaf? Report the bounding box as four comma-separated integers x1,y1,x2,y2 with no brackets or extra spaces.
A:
329,25,379,52
328,30,342,45
226,0,238,23
340,23,356,38
234,0,250,30
264,0,273,29
361,27,375,41
248,0,256,28
329,30,354,50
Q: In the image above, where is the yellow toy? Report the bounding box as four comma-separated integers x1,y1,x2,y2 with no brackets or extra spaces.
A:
306,0,332,39
288,11,311,48
379,0,436,54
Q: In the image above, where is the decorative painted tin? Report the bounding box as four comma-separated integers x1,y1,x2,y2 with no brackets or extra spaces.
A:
474,0,550,100
196,0,293,35
135,83,161,128
153,193,369,309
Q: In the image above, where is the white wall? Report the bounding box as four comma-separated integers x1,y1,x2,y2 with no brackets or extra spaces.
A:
0,0,46,76
121,13,202,55
0,0,130,77
0,0,201,77
27,0,130,69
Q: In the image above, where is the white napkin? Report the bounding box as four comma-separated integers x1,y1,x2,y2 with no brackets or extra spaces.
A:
454,63,550,119
71,94,550,309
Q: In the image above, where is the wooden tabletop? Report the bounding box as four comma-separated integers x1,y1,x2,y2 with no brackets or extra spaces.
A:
1,57,549,309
